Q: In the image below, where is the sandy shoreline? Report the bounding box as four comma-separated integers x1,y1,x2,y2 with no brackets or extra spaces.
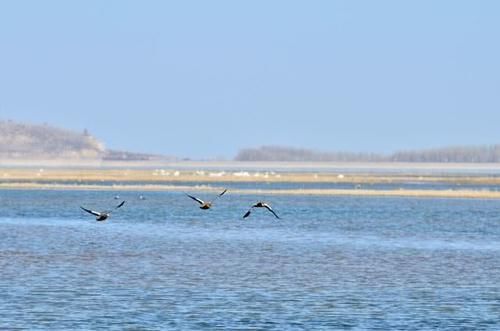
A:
2,168,500,184
1,182,500,199
2,166,500,199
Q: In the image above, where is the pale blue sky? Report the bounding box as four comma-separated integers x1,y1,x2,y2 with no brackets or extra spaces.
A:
1,1,499,158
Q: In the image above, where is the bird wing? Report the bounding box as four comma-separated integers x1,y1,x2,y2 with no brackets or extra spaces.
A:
214,189,228,201
105,200,126,215
263,204,280,219
243,209,252,219
80,206,101,217
186,194,204,205
115,200,126,209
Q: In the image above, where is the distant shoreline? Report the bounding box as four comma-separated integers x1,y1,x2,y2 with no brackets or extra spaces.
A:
2,160,500,174
1,182,500,199
2,166,500,199
2,166,500,183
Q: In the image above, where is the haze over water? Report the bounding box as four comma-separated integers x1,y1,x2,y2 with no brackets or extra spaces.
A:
1,187,499,329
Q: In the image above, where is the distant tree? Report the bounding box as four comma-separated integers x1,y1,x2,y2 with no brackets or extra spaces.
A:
235,145,500,163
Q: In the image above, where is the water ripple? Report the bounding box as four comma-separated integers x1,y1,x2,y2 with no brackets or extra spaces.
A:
0,190,499,329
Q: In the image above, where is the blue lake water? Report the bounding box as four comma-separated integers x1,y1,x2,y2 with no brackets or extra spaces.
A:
5,178,500,192
1,189,499,330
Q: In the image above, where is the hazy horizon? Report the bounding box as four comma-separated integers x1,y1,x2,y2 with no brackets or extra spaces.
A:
1,1,499,158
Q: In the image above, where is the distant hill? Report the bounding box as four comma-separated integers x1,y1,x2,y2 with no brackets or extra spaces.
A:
0,120,105,159
235,145,500,163
0,120,172,161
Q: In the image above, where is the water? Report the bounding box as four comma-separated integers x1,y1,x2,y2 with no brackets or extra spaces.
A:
5,178,500,192
1,189,499,330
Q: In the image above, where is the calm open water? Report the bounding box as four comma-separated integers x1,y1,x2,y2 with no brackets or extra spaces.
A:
0,189,499,330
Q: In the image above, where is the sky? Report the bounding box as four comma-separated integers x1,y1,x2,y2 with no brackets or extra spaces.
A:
0,1,499,159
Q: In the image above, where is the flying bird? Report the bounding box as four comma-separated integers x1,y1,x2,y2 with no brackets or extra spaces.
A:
243,202,280,219
80,200,126,221
186,189,227,210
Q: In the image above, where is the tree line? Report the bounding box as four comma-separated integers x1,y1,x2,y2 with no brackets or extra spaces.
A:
235,145,500,163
